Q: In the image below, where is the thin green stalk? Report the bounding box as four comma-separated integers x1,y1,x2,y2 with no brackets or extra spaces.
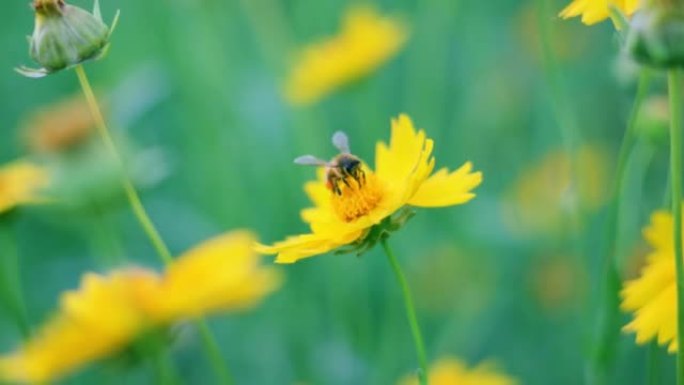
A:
668,68,684,385
152,345,180,385
196,319,233,385
647,342,660,385
380,239,428,385
74,64,173,266
535,0,584,229
74,64,233,385
0,222,30,338
591,70,651,384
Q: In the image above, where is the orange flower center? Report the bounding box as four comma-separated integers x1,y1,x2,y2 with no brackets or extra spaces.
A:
331,171,383,222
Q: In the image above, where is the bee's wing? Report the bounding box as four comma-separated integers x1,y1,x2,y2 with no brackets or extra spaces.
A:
332,131,351,154
294,155,329,166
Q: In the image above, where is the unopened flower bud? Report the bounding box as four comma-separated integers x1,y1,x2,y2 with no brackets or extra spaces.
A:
17,0,119,78
627,7,684,68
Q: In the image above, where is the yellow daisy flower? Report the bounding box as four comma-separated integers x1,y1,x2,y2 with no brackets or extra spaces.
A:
285,5,408,106
0,160,49,214
559,0,640,25
135,231,283,322
0,270,155,383
397,357,517,385
621,210,679,353
256,114,482,264
0,230,281,383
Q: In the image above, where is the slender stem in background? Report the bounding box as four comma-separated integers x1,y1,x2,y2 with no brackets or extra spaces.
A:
534,0,584,227
591,71,651,384
648,342,660,385
0,222,30,338
381,238,429,385
196,319,233,385
75,64,173,266
74,64,233,385
668,68,684,385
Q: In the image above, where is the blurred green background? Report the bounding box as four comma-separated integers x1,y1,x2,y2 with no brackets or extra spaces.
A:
0,0,676,384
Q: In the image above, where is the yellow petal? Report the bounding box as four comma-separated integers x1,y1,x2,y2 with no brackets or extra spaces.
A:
397,356,517,385
141,230,282,321
375,114,434,199
559,0,638,25
284,6,408,106
408,162,483,208
255,229,364,264
0,160,49,214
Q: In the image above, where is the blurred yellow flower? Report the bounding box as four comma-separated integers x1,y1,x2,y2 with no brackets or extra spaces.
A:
135,231,282,322
256,114,482,264
285,6,408,106
0,160,49,214
0,230,280,383
559,0,640,25
0,271,156,383
621,210,679,353
21,95,96,154
397,357,517,385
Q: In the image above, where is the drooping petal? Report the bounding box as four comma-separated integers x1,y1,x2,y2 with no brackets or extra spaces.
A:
255,229,364,264
408,162,483,208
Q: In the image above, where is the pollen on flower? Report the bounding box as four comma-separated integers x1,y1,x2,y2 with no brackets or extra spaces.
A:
331,172,383,222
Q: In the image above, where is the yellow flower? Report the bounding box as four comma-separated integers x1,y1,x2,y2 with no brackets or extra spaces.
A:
256,114,482,264
621,210,679,353
0,230,281,383
285,5,408,106
135,231,282,322
559,0,640,25
0,160,49,214
397,357,517,385
0,271,156,383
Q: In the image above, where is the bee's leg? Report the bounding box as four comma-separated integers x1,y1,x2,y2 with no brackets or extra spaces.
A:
331,180,342,195
356,168,366,185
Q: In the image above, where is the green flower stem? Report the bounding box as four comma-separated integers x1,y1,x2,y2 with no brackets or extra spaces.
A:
381,238,428,385
75,64,233,385
0,221,30,339
196,319,233,385
591,70,651,383
648,342,660,385
668,68,684,385
75,64,173,265
534,0,584,229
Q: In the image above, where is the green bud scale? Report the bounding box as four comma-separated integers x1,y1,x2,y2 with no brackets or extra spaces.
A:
17,0,119,78
627,7,684,68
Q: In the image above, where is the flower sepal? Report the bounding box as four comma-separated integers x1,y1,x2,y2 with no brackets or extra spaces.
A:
335,208,415,257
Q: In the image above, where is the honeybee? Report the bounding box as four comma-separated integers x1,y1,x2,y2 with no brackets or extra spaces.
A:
294,131,366,195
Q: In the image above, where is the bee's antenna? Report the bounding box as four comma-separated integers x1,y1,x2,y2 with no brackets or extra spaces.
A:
294,155,329,167
332,131,351,154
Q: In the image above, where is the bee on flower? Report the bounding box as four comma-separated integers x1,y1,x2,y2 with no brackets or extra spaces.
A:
256,114,482,263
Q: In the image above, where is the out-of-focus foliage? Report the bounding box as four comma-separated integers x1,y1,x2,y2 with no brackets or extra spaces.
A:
0,0,676,384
